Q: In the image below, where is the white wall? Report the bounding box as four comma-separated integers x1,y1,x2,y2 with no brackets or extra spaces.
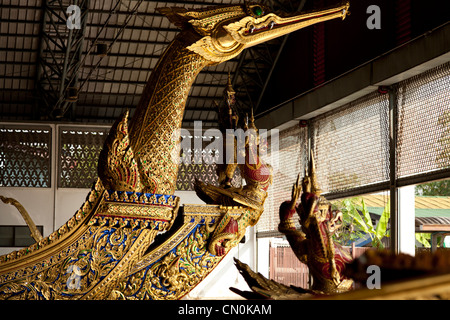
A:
0,185,92,256
257,237,271,278
0,187,54,256
54,187,91,230
174,190,204,204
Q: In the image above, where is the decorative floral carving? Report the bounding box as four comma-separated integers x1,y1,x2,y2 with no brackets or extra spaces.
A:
111,223,222,300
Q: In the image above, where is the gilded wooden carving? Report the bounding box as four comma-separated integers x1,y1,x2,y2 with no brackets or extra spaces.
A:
0,2,351,300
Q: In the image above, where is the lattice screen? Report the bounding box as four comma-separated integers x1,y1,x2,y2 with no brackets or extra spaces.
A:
311,91,390,195
177,163,217,190
58,127,227,190
257,125,308,234
396,61,450,179
0,126,52,187
176,132,241,191
59,128,109,188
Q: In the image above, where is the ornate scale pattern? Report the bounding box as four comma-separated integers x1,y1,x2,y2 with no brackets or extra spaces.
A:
129,36,210,195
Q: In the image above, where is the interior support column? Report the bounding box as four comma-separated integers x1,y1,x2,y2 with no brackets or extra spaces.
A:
389,85,416,256
389,86,399,254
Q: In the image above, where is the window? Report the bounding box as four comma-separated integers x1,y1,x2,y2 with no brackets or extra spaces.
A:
0,225,44,247
257,61,450,238
396,63,450,181
0,126,51,187
312,91,390,195
59,127,109,188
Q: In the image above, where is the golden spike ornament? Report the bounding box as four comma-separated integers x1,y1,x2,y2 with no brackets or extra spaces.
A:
0,2,351,300
98,110,143,192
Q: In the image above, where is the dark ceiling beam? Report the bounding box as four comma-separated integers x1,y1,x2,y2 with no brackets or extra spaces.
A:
76,78,227,88
1,61,233,84
0,89,34,96
0,33,171,46
0,33,282,53
0,91,222,103
0,1,227,11
0,18,180,33
0,101,34,106
0,101,217,115
76,92,221,100
0,5,165,17
32,0,46,120
77,101,219,111
86,23,177,33
141,0,233,6
75,103,217,112
8,49,161,60
33,0,90,121
80,100,219,105
86,67,231,75
0,48,240,66
64,114,219,125
0,111,218,128
1,76,35,80
70,94,222,103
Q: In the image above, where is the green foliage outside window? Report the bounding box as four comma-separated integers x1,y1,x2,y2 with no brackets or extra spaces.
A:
332,197,390,249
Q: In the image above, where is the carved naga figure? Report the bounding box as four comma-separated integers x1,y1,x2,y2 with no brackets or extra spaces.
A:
278,153,353,294
193,73,274,255
230,154,354,299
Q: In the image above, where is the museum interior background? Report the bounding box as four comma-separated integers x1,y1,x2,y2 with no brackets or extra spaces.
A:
0,0,449,298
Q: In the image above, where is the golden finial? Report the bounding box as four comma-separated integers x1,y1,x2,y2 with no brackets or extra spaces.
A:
225,71,235,95
224,71,236,108
249,107,258,132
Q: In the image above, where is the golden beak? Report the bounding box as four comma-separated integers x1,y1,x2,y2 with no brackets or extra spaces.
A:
225,2,350,48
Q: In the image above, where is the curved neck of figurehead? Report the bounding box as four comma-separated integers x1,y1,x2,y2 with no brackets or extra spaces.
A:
128,31,210,154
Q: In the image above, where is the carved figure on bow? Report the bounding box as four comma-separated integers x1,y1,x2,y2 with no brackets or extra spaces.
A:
278,152,353,294
194,76,273,256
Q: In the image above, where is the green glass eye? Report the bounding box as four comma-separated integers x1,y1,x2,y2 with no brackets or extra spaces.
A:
252,6,263,17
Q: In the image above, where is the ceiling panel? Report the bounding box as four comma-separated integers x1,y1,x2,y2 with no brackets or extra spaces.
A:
0,0,294,128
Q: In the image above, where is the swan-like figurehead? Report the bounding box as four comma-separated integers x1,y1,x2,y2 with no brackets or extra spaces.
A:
160,2,350,63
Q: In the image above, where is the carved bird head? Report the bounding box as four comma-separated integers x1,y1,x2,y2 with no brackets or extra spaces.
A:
158,2,350,64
